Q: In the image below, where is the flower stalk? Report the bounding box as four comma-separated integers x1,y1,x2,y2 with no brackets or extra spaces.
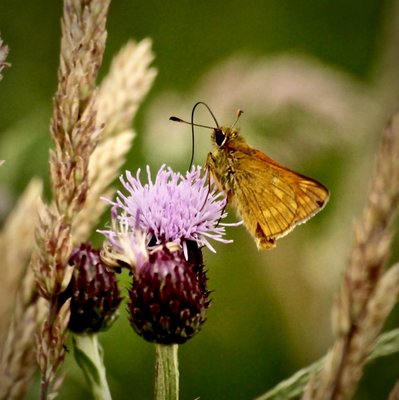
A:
73,334,112,400
154,344,179,400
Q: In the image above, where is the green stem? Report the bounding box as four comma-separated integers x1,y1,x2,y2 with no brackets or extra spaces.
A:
73,334,112,400
154,344,179,400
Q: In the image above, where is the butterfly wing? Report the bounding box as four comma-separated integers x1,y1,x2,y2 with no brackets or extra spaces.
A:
226,149,329,249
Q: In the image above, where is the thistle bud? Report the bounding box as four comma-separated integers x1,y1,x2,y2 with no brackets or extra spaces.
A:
129,242,210,344
66,244,122,333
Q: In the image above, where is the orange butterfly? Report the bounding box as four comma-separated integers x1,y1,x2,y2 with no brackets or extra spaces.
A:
171,103,329,249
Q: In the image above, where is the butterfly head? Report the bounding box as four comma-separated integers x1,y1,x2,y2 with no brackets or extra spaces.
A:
170,104,246,162
211,108,245,148
212,127,238,147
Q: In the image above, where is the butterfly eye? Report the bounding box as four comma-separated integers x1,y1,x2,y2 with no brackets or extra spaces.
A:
215,129,226,146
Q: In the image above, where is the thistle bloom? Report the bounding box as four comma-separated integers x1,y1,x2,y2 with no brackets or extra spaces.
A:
100,164,231,256
99,165,234,343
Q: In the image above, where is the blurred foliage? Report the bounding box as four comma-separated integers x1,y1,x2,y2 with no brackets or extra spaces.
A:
0,0,398,399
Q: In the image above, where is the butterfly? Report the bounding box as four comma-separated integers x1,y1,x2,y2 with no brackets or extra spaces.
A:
171,102,330,249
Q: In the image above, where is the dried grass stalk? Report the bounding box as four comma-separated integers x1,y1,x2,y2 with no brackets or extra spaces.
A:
0,178,42,352
302,110,399,399
49,0,109,219
36,299,71,400
33,204,74,300
0,178,43,399
97,39,157,138
0,269,46,400
33,1,110,398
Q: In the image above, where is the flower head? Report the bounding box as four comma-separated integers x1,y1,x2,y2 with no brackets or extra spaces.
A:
129,241,210,344
99,165,234,344
101,165,231,256
65,244,122,333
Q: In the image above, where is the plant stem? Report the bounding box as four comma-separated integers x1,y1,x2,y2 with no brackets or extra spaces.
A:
154,344,179,400
40,378,49,400
73,334,112,400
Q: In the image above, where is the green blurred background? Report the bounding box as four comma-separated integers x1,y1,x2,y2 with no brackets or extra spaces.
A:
1,0,399,399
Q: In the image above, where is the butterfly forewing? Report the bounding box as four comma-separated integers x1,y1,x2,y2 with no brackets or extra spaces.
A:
214,145,329,249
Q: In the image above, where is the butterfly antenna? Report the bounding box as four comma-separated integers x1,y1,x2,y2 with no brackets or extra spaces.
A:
191,101,220,129
170,102,220,170
189,102,220,170
231,109,243,129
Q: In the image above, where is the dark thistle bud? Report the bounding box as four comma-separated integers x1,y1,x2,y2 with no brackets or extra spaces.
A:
128,241,211,344
66,244,122,333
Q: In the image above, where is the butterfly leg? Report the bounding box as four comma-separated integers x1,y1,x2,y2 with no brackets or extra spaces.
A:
205,152,231,223
196,154,215,212
205,152,228,196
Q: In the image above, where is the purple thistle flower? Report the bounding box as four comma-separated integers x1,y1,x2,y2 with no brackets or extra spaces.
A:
100,165,234,258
